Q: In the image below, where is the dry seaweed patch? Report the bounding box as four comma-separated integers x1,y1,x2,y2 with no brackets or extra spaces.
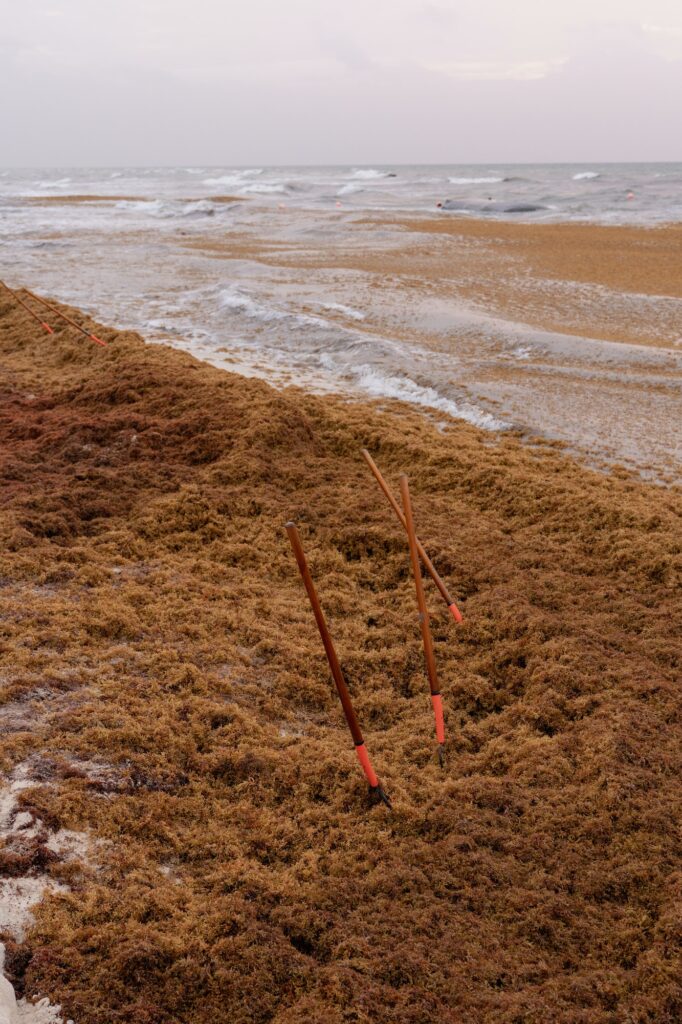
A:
0,296,681,1023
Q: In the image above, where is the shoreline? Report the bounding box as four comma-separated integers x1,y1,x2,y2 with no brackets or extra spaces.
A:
1,294,681,1023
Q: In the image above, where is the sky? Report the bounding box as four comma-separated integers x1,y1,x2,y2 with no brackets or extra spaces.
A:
1,0,681,165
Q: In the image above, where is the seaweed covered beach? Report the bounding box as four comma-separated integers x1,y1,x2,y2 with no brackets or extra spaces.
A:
0,295,680,1023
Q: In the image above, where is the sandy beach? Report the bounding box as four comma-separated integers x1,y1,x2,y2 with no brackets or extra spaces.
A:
1,292,680,1023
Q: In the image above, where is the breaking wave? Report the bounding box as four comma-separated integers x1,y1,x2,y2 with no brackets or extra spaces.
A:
115,199,218,218
351,169,389,180
448,176,504,184
319,302,366,321
202,169,263,187
351,366,506,429
219,288,326,328
35,178,71,189
239,183,288,195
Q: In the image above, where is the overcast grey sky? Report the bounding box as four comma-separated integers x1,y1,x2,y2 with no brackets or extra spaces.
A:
1,0,681,165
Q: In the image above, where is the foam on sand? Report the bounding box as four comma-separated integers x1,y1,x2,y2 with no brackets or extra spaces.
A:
352,364,506,429
0,764,86,1024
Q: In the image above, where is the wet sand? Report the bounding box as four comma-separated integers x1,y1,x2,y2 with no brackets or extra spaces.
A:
6,210,682,482
181,214,682,482
1,294,681,1023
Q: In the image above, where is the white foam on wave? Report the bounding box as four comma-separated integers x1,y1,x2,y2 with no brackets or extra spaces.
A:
350,169,387,180
337,183,363,196
202,174,244,187
320,302,366,321
239,183,287,195
219,287,331,329
202,169,263,187
352,365,506,430
220,289,275,320
448,176,504,184
35,178,71,189
115,198,216,218
180,199,216,216
572,171,600,180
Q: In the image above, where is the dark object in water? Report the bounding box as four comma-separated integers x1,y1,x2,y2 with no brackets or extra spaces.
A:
440,199,547,214
503,204,547,213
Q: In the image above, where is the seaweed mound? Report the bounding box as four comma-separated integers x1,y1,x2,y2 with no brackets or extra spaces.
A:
0,295,680,1023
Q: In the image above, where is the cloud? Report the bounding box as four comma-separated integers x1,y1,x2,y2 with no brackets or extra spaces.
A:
318,33,375,72
425,59,566,80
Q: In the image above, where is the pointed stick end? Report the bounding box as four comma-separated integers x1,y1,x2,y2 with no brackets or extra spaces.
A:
438,745,446,770
91,334,107,347
369,784,392,810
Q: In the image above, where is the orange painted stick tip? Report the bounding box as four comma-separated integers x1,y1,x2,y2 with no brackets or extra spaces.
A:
449,602,463,623
355,742,379,788
90,334,107,347
42,323,54,335
355,744,392,808
431,693,445,745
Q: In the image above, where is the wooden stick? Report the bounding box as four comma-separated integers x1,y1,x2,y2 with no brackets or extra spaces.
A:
285,522,391,807
0,280,54,334
362,449,462,622
400,475,446,767
21,289,107,347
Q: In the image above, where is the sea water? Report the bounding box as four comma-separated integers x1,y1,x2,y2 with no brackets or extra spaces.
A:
0,164,680,480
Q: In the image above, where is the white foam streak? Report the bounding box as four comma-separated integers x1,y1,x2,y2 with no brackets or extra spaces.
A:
202,169,263,187
448,176,504,184
115,199,217,218
239,183,287,195
320,302,366,320
352,366,506,429
351,169,387,179
35,179,71,189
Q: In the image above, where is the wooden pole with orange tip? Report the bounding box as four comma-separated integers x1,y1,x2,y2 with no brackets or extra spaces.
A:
0,280,54,335
361,449,462,622
285,522,391,808
399,475,446,768
21,288,107,347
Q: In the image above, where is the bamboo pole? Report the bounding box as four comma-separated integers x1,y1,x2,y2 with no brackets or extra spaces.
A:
400,475,446,767
21,289,107,347
285,522,391,807
0,280,53,334
361,449,462,622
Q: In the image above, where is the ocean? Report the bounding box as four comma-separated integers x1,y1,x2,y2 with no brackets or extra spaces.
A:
2,163,682,222
1,163,680,481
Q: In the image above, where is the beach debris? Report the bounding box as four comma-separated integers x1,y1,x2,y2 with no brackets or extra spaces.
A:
361,449,462,622
399,476,447,768
285,522,391,808
0,281,53,335
20,289,107,347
